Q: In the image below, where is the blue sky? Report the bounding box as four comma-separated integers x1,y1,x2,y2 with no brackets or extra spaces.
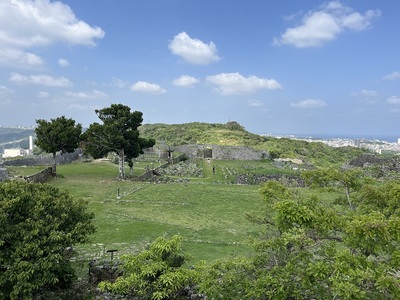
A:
0,0,399,137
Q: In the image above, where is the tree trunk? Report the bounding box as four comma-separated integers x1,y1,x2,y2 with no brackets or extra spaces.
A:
118,149,125,179
52,152,57,175
344,184,354,209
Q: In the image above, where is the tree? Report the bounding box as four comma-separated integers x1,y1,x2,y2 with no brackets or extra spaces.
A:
81,104,155,179
35,116,82,174
0,180,95,299
99,235,197,299
197,178,400,299
302,167,367,209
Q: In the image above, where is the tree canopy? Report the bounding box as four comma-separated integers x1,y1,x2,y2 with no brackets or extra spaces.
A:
81,104,155,178
99,235,196,299
0,180,95,299
196,172,400,299
35,116,82,174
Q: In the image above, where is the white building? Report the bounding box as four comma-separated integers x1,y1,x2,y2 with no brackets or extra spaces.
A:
3,148,29,158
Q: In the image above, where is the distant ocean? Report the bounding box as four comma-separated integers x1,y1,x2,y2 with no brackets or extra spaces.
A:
263,133,400,143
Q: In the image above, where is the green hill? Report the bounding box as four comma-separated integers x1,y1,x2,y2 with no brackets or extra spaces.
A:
139,121,369,167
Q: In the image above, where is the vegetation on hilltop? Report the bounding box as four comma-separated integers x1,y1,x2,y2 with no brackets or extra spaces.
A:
139,121,266,147
139,121,369,167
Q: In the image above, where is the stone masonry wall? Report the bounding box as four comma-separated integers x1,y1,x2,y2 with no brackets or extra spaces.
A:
0,168,8,182
173,144,269,161
24,167,54,183
3,149,82,167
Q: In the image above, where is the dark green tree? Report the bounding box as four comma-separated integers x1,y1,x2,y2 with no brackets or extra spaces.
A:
81,104,155,178
0,180,95,299
35,116,82,174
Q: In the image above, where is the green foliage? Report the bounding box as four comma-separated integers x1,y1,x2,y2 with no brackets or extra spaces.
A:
81,104,155,178
35,116,82,174
225,121,245,131
139,122,267,147
99,235,196,299
139,123,368,167
197,176,400,299
302,167,367,208
0,180,95,299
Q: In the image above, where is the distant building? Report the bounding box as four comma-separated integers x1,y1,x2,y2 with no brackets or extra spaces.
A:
3,148,29,158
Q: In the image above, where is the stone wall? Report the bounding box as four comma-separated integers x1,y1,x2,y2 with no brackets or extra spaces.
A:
137,155,185,180
236,173,305,186
3,149,82,167
173,144,269,161
24,167,54,183
0,167,8,182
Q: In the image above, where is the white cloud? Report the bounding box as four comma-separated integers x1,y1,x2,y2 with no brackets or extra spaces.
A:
172,75,199,87
169,32,220,65
37,91,49,98
382,71,400,81
65,89,108,99
290,99,327,108
248,99,264,107
354,89,378,97
0,0,105,66
58,58,69,67
387,96,400,105
0,85,13,96
9,72,72,87
130,81,167,94
0,48,44,67
68,103,101,110
206,72,282,95
273,1,381,48
112,77,129,88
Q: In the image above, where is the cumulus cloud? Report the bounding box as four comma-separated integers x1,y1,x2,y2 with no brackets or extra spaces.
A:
9,72,72,87
0,48,44,67
273,1,381,48
248,99,264,107
130,81,167,94
382,71,400,81
169,32,220,65
206,72,282,95
58,58,69,67
172,75,199,87
65,89,108,99
290,99,327,108
0,0,105,67
387,96,400,105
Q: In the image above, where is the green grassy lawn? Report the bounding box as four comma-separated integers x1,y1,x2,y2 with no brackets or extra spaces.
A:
46,159,265,265
6,165,48,177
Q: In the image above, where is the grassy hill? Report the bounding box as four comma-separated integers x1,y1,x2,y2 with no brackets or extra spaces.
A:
0,121,368,167
139,121,369,167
